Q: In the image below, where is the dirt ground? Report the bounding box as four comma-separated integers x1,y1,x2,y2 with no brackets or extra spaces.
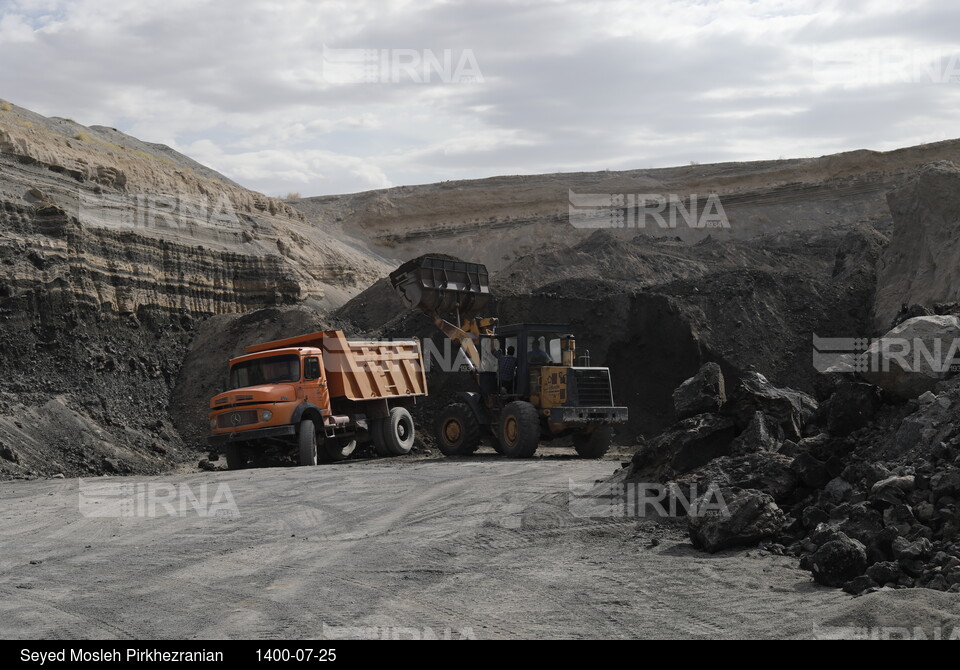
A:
0,453,881,640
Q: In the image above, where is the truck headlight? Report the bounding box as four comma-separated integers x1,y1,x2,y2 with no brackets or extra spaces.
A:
260,410,273,421
210,419,218,430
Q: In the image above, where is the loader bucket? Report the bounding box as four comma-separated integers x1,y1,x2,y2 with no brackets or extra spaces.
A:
389,256,491,315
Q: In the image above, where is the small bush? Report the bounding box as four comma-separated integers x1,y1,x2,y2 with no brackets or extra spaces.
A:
284,192,301,200
0,102,11,112
74,132,89,141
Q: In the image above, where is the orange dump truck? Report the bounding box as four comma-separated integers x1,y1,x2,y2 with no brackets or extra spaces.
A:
208,330,428,468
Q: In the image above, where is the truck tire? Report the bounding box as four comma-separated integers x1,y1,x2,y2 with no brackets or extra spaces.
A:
326,437,357,461
382,407,416,456
436,403,481,456
298,419,319,466
370,418,391,457
573,426,614,459
224,444,244,470
498,401,540,459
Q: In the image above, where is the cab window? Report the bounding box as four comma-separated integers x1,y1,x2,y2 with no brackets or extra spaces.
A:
304,357,321,381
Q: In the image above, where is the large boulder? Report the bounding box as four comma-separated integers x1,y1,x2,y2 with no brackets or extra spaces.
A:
729,411,783,455
860,315,960,399
874,161,960,330
715,452,798,502
723,371,818,440
672,363,726,420
673,452,798,503
688,488,785,553
630,414,736,482
820,382,882,436
791,452,831,489
808,531,868,587
883,381,958,458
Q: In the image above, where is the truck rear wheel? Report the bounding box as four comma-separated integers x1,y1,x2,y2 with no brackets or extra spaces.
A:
224,444,244,470
326,437,357,461
382,407,416,456
298,419,319,466
498,401,540,459
436,403,481,456
573,426,614,459
370,418,391,457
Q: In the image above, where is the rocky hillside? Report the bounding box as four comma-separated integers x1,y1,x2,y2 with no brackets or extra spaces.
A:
0,101,388,314
0,100,386,479
293,141,960,272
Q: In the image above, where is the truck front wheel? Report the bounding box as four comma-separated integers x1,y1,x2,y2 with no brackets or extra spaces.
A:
224,444,245,470
298,419,319,466
382,407,416,456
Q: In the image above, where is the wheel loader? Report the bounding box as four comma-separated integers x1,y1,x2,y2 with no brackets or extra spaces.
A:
390,256,628,458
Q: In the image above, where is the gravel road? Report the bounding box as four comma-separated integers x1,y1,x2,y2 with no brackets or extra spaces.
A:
0,456,852,639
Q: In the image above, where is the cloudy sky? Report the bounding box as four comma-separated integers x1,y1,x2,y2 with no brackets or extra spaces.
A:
2,0,959,196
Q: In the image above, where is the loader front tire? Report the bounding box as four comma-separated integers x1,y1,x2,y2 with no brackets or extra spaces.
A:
498,401,540,459
436,403,481,456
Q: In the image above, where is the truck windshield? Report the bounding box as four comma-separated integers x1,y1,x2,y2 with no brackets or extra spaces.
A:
229,354,301,389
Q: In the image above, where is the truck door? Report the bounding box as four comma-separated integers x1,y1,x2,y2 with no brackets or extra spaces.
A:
302,355,331,414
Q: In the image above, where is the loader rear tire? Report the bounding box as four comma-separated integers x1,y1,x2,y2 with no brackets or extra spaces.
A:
224,444,244,470
436,403,481,456
498,401,540,459
573,426,614,459
298,419,319,466
382,407,415,456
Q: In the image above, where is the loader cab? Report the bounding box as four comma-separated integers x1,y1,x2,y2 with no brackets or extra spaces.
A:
489,324,573,397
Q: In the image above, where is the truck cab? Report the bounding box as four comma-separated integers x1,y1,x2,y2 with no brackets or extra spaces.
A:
209,347,328,445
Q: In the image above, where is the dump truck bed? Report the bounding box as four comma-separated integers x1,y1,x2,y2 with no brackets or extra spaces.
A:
244,329,427,401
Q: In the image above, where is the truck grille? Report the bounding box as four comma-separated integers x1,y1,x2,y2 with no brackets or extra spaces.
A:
217,409,259,429
573,369,614,407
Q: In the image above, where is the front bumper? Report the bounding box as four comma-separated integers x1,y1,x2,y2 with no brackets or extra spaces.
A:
549,406,629,425
208,424,296,447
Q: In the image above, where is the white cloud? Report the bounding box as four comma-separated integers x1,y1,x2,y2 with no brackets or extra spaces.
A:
182,139,391,195
1,0,959,195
